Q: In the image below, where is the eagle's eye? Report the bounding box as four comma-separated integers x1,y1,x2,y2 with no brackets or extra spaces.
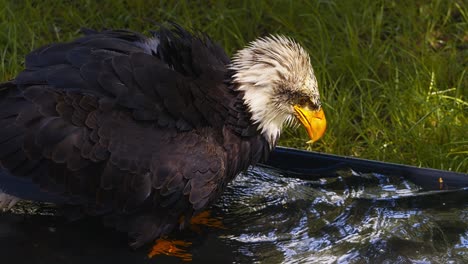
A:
297,97,312,108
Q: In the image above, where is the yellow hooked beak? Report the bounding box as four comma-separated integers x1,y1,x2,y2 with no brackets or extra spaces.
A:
293,105,326,144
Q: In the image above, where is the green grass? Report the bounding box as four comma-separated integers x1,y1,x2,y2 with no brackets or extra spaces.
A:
0,0,466,172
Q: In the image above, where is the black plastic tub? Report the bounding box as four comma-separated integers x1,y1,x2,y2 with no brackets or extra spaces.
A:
264,147,468,191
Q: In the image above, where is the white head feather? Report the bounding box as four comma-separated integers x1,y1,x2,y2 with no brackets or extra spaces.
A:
230,35,320,146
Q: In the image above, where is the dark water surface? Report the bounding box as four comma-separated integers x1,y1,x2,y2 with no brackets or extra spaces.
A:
0,166,466,263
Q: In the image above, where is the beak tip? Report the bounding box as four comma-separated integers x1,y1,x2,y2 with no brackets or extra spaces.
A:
294,106,326,145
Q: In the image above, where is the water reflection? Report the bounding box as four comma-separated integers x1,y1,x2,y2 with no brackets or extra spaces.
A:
214,167,468,263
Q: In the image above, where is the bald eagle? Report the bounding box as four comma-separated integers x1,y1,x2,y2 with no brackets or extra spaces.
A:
0,24,326,247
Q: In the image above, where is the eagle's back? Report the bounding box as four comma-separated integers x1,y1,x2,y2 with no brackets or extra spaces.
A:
0,25,269,247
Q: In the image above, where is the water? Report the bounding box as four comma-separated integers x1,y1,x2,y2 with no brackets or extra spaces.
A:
216,167,468,263
0,166,466,263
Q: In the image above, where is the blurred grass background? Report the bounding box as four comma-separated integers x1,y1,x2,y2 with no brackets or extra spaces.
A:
0,0,466,172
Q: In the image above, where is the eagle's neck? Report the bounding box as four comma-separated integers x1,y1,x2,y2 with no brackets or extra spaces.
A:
239,88,285,146
228,67,294,149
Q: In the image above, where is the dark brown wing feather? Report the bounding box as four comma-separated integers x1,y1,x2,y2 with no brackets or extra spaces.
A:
0,25,269,247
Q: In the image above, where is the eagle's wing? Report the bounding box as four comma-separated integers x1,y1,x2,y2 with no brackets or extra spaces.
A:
0,27,246,246
17,28,227,127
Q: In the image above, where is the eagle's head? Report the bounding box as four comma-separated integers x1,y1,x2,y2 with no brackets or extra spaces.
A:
230,35,326,147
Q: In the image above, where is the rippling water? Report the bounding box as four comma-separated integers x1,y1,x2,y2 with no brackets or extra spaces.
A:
213,167,468,263
0,166,466,263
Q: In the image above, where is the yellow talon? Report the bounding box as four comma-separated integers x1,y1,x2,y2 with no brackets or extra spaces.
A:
148,238,193,262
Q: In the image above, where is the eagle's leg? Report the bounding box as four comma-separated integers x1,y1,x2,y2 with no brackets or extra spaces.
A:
188,210,225,233
147,238,193,261
147,210,224,261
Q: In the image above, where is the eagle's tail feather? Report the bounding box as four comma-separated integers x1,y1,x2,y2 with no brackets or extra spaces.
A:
0,191,21,211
